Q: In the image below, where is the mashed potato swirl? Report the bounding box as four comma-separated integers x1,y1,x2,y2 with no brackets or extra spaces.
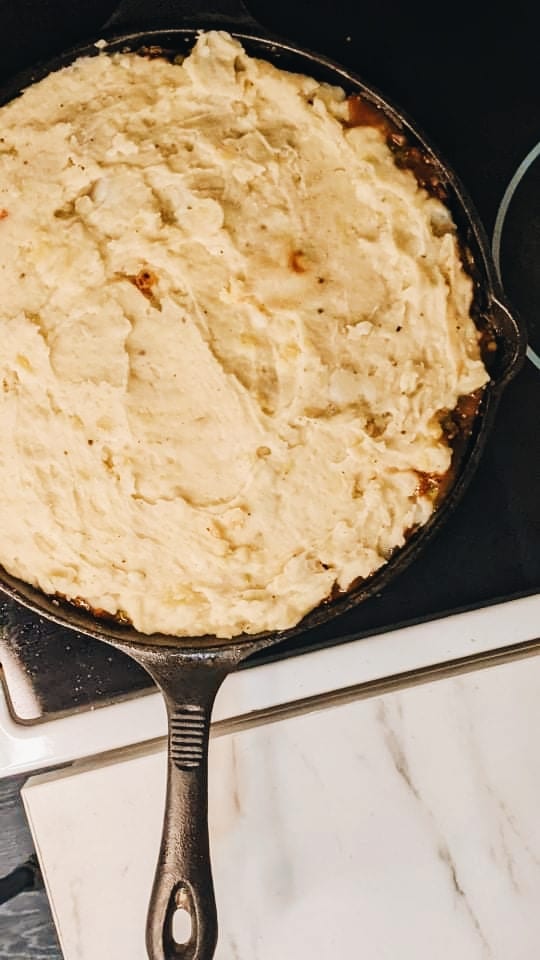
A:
0,31,488,636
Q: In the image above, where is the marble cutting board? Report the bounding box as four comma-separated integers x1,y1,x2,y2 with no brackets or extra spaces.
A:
22,655,540,960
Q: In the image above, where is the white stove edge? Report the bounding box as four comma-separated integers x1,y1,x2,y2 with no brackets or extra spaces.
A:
1,592,539,778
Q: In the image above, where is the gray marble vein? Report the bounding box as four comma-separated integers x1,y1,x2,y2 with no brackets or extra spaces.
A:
376,700,492,957
436,841,491,955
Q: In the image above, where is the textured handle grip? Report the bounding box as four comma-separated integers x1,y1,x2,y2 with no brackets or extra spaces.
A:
170,705,207,771
147,701,216,960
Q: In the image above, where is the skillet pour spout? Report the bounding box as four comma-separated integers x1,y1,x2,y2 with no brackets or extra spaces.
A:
0,0,526,958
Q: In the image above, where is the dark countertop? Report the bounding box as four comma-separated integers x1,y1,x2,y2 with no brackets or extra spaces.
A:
0,778,60,959
1,0,539,956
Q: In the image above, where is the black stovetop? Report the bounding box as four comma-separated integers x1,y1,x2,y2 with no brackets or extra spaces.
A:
1,1,539,723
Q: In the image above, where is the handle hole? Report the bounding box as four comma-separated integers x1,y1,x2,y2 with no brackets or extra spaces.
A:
172,906,192,945
171,884,193,947
165,883,197,955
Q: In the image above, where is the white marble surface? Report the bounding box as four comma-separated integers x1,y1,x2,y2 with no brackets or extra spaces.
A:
22,653,540,960
2,592,539,777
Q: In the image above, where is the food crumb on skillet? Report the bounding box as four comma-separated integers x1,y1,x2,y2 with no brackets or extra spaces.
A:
0,30,489,638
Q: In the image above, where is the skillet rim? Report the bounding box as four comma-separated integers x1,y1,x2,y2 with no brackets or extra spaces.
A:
0,25,527,654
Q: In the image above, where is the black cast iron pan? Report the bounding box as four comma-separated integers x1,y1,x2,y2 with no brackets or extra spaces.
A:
0,1,526,957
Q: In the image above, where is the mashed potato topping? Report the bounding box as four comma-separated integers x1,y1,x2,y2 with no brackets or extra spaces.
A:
0,31,488,637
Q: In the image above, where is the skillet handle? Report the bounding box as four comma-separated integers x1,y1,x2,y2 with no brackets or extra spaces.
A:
104,0,259,31
126,647,237,960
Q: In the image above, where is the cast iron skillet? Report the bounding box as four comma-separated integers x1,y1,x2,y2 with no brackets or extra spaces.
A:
0,1,526,957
